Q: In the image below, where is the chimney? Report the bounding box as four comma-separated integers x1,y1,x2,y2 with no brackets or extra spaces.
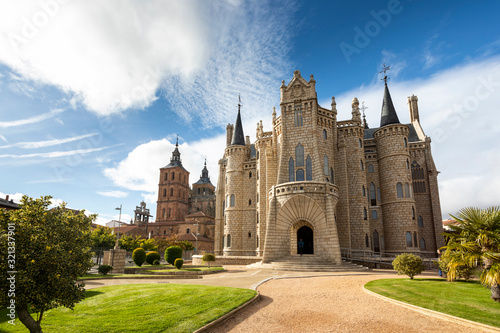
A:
6,195,9,201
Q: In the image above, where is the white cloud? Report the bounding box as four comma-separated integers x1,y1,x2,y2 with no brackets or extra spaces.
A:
0,0,293,122
0,108,65,128
97,190,129,198
0,192,24,203
0,133,98,149
0,145,114,159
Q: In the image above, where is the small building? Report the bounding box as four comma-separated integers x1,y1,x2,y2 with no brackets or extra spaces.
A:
0,195,20,211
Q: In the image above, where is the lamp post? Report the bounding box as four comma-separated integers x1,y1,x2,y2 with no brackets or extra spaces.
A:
114,204,122,249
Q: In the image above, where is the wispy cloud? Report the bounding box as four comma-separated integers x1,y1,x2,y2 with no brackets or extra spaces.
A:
0,146,113,159
0,133,98,149
97,190,129,198
0,108,65,128
0,135,7,142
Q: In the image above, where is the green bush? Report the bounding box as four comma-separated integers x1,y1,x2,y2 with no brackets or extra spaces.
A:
132,248,146,267
437,253,477,281
146,251,161,265
392,253,425,279
98,265,113,275
165,246,183,265
153,259,160,265
202,253,216,267
174,258,184,269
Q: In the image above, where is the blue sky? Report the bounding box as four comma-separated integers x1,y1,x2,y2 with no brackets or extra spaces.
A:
1,0,499,224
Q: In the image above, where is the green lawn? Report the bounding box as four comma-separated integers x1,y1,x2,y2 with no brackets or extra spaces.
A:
143,267,225,272
0,284,256,333
365,278,500,327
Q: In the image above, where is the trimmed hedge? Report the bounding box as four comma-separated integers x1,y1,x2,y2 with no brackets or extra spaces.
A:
146,251,161,265
174,258,184,269
132,248,146,267
202,253,216,267
165,246,183,265
98,265,113,275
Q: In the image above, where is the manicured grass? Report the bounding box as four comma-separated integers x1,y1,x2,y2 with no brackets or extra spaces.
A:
365,278,500,327
143,267,225,272
0,284,256,332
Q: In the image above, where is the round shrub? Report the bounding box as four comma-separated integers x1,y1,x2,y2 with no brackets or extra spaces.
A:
153,259,160,266
132,248,146,267
146,251,161,265
392,253,425,279
202,253,216,267
174,258,184,269
98,265,113,275
165,246,183,265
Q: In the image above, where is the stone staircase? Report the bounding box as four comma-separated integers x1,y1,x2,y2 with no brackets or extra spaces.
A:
248,255,369,272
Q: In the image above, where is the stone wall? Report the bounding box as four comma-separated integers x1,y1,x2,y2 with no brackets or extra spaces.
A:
192,255,262,266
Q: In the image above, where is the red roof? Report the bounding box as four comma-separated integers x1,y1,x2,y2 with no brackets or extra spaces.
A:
177,233,213,242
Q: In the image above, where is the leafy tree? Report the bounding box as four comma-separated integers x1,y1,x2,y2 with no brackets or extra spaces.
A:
98,265,113,275
436,252,476,281
145,251,161,265
140,238,158,251
443,206,500,302
154,235,193,252
0,196,94,333
202,253,216,268
118,235,142,251
392,253,425,279
132,248,146,266
90,226,116,265
165,246,183,265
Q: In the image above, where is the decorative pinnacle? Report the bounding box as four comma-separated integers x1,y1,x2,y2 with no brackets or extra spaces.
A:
379,63,391,84
360,101,369,128
238,94,242,112
175,135,178,147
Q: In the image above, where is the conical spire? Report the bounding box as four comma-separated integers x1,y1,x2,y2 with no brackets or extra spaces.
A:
201,158,209,179
231,95,245,146
380,83,400,127
170,136,181,163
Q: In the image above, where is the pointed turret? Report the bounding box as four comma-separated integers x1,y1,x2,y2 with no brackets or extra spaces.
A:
231,97,245,146
165,136,185,169
194,158,213,185
380,83,400,127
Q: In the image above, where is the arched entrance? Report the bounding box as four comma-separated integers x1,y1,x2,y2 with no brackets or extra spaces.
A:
297,226,314,254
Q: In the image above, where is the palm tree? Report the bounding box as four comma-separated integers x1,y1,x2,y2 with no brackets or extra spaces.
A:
443,206,500,302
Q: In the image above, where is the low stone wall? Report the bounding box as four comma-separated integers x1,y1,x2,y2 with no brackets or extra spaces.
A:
192,255,262,266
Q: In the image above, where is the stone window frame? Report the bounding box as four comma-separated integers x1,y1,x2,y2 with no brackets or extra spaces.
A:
406,231,413,247
306,155,312,181
417,216,424,227
230,194,235,207
289,157,295,182
397,183,404,198
368,164,374,173
372,210,378,220
323,129,327,139
419,237,426,250
294,104,303,127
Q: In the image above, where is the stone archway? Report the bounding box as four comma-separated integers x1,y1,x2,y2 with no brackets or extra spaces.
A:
297,225,313,254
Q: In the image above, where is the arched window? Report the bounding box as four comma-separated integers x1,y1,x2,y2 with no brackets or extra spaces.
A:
412,161,426,194
306,155,312,181
330,168,334,184
230,194,235,207
419,237,426,250
377,187,381,202
323,129,327,139
363,207,367,220
296,169,304,181
163,189,166,197
170,188,174,196
406,159,410,169
362,185,366,197
368,164,374,173
412,207,415,219
372,210,378,220
289,157,295,182
397,183,404,198
370,183,376,206
360,160,364,171
172,172,175,180
249,171,252,178
168,208,171,217
406,232,413,247
162,208,165,218
186,228,190,234
365,234,370,248
373,230,380,252
249,199,252,206
198,188,201,195
295,143,304,167
405,183,410,197
404,138,408,147
227,234,232,247
359,138,362,148
418,216,424,227
324,155,329,176
164,173,168,181
294,104,303,126
413,232,418,248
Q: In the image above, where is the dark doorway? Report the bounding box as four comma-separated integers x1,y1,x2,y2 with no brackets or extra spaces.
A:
297,226,314,254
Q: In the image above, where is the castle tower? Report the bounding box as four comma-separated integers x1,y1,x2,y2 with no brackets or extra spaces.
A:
222,100,255,255
190,159,216,217
374,83,418,254
156,138,190,222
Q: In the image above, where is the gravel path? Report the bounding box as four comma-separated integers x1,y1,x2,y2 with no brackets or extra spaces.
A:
204,274,491,333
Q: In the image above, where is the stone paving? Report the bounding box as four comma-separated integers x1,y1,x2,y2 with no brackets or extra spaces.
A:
83,266,499,333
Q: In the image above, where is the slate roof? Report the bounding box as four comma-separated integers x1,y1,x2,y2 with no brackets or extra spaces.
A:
380,83,400,127
0,198,20,210
364,123,420,142
231,107,245,146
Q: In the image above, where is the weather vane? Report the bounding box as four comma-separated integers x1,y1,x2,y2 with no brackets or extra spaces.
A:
237,94,242,111
360,101,368,128
379,64,391,84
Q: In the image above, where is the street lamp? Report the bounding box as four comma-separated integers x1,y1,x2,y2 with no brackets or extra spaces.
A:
114,204,122,249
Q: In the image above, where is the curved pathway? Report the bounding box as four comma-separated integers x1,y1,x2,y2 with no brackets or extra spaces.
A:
83,267,498,332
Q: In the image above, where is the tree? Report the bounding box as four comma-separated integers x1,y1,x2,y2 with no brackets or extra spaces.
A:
443,206,500,302
90,226,116,265
0,196,94,333
392,253,425,279
132,248,146,266
140,238,158,251
118,235,142,251
202,253,216,268
165,246,183,265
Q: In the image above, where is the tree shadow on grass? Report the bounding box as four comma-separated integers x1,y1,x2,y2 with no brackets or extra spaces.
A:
85,290,104,299
203,295,274,333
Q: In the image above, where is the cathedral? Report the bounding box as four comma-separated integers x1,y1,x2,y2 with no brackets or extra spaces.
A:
214,70,444,264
